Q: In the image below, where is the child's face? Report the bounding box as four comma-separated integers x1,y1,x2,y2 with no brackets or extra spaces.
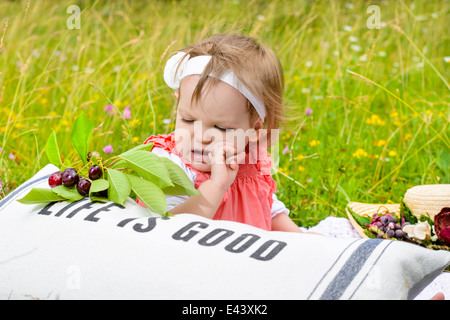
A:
174,75,260,172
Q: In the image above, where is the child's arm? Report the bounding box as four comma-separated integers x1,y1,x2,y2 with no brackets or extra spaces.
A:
169,179,227,219
271,213,304,233
272,213,322,235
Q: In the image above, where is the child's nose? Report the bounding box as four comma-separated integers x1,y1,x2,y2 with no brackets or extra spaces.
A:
193,122,223,145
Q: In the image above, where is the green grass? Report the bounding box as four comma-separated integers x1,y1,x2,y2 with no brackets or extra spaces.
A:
0,0,448,227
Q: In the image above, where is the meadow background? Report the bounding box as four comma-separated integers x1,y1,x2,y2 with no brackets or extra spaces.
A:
0,0,448,227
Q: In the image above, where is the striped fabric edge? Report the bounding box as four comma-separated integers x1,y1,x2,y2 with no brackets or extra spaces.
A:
307,238,390,300
0,174,51,214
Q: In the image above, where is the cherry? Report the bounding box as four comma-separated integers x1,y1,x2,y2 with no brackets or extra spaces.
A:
62,168,79,187
88,165,102,180
77,178,91,196
48,171,63,188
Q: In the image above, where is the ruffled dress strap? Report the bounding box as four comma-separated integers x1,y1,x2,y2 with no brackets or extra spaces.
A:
143,133,176,153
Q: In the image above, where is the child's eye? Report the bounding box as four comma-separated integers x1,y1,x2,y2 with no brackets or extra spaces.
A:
181,118,231,132
215,125,232,132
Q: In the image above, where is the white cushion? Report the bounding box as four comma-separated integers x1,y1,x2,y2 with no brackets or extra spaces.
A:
0,165,449,300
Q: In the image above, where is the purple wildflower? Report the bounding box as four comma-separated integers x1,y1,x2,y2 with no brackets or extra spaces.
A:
122,105,131,120
103,145,113,154
104,105,115,116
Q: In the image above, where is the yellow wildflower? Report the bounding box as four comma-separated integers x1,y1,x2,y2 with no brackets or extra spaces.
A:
405,133,413,140
309,140,320,147
297,166,305,172
352,148,368,159
61,119,70,128
15,122,25,129
295,154,305,160
374,139,387,147
388,150,397,157
129,119,141,127
366,114,386,126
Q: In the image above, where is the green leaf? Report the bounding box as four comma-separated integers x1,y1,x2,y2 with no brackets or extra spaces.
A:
110,159,129,169
89,179,109,193
126,174,167,215
71,112,94,165
88,179,110,203
119,150,173,188
17,188,66,204
400,199,417,224
51,185,84,202
118,143,154,158
105,168,131,206
89,196,109,203
347,206,372,227
160,157,200,196
45,129,63,169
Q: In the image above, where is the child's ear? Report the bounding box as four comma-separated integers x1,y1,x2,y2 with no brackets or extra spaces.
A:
253,118,263,130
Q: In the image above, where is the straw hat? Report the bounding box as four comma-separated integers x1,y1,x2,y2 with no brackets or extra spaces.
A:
403,184,450,220
346,184,450,239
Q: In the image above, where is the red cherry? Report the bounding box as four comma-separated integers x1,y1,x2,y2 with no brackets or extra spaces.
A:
77,178,91,196
48,171,63,188
88,165,103,180
62,168,79,187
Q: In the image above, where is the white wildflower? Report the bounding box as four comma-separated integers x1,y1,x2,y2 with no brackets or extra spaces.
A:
403,221,431,241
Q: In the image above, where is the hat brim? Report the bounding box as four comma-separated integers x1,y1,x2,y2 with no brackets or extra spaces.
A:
346,202,401,239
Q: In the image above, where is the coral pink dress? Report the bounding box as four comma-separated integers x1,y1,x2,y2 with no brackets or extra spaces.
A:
137,132,277,231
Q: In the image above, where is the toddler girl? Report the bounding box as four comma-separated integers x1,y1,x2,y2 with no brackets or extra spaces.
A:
140,34,301,233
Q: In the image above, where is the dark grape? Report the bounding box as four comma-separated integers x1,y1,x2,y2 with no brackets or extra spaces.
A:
395,230,405,238
387,222,396,230
386,229,395,238
77,178,91,196
380,215,389,224
387,215,397,223
62,168,79,187
48,171,63,188
88,165,103,180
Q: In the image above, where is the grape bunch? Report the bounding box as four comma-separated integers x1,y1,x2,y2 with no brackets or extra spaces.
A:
368,213,408,240
48,165,103,197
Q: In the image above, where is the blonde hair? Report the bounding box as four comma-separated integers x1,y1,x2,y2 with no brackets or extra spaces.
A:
173,34,287,142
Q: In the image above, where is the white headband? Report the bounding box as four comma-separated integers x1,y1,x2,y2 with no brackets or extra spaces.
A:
163,52,266,122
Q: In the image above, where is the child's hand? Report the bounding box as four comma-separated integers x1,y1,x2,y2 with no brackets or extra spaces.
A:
207,141,246,192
